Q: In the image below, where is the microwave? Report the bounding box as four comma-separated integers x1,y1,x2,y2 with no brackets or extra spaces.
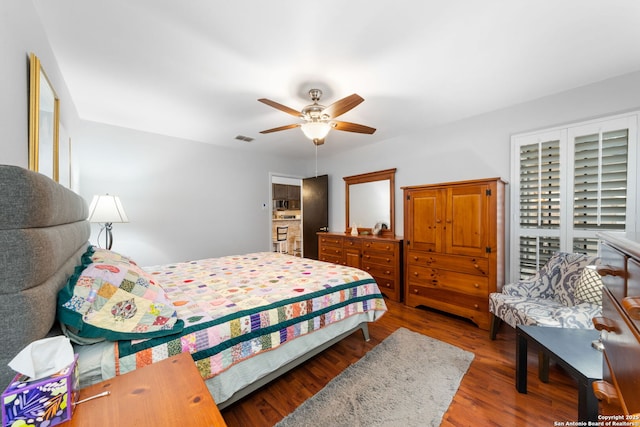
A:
274,200,288,210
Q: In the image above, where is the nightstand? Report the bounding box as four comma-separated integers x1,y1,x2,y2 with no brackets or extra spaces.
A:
62,352,227,426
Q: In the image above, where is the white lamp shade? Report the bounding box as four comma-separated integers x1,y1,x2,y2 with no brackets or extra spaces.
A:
301,122,331,140
88,195,129,223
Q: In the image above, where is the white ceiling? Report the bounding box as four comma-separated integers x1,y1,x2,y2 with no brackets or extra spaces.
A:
33,0,640,158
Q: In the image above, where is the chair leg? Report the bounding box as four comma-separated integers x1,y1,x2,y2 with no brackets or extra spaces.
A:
489,314,501,340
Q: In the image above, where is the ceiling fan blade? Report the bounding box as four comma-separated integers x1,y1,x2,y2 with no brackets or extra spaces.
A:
322,94,364,119
258,98,301,118
331,121,376,134
259,124,300,134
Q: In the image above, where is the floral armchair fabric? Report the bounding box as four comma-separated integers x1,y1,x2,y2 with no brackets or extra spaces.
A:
488,252,601,339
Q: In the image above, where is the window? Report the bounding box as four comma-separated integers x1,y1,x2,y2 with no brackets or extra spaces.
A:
510,114,638,280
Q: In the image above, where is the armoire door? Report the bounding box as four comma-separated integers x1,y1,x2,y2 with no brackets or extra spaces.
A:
406,188,444,252
444,183,490,257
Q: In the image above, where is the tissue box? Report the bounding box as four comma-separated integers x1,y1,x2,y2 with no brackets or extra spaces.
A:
2,354,79,427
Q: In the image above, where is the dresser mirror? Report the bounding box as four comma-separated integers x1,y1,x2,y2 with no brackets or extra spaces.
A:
344,168,396,237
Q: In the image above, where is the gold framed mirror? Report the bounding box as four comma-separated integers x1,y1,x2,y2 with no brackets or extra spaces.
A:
344,168,396,237
28,53,60,181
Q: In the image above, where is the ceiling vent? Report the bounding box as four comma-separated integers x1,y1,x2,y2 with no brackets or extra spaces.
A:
235,135,254,142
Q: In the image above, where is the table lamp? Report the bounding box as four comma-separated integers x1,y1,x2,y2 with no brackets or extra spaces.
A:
88,194,129,250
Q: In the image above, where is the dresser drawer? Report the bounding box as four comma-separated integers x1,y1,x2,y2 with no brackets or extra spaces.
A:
626,258,640,332
598,242,628,301
406,250,488,276
362,240,397,253
372,276,397,293
601,288,640,414
362,252,395,266
343,237,362,250
319,236,343,248
362,263,395,279
628,258,640,299
407,265,488,296
318,253,343,265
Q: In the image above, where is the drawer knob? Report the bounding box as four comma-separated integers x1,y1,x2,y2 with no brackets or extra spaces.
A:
592,381,621,406
622,296,640,320
592,316,617,333
385,270,391,275
474,283,480,288
414,272,419,277
596,266,625,278
473,304,479,309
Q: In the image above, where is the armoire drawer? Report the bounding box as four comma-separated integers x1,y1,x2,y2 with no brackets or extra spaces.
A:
407,265,488,296
406,285,488,313
406,250,488,277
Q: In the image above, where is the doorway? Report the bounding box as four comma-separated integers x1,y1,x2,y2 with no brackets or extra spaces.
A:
269,173,328,259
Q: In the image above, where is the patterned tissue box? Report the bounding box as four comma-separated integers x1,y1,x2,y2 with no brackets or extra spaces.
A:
2,354,79,427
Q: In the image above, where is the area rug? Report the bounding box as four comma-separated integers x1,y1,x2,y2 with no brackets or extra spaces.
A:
275,327,474,427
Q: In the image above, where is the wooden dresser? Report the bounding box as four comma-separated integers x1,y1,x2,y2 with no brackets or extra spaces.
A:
593,232,640,417
317,232,403,302
402,178,505,330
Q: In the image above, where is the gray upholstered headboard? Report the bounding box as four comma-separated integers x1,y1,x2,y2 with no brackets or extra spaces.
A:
0,165,90,388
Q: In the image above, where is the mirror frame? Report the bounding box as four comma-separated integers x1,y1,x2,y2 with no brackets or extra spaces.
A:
28,53,60,181
344,168,396,237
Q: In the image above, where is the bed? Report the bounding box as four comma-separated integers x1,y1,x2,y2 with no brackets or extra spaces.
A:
0,165,387,409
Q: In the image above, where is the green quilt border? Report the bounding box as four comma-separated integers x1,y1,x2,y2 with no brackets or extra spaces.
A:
117,278,381,358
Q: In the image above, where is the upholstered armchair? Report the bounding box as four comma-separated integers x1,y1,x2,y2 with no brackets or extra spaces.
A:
489,252,602,340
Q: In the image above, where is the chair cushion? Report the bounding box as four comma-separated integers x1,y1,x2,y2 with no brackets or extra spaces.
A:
574,267,603,305
489,292,601,329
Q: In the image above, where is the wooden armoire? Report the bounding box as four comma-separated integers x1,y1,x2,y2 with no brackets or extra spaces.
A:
403,178,505,330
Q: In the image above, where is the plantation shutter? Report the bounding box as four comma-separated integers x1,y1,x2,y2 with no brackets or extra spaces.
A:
573,129,628,231
517,139,561,276
511,113,637,281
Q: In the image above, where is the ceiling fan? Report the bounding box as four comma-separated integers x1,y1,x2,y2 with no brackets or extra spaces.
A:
258,89,376,146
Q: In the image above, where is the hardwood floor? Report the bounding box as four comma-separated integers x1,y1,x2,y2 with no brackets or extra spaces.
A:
221,299,582,426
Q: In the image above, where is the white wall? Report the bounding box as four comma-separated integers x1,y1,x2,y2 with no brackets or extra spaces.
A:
320,71,640,236
4,0,640,271
75,121,308,265
0,0,79,167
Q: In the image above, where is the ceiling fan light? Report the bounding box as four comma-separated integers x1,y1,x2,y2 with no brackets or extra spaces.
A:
301,122,331,140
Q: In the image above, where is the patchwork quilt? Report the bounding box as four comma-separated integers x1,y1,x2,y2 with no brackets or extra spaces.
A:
115,252,387,380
